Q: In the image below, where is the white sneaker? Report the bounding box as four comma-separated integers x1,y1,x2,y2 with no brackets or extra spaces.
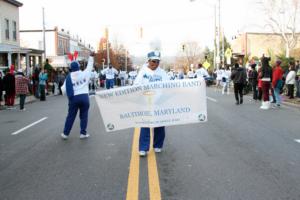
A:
154,148,162,153
61,133,68,140
80,134,90,139
139,151,146,157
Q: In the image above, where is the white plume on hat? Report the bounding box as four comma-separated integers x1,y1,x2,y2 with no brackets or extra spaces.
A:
149,38,161,51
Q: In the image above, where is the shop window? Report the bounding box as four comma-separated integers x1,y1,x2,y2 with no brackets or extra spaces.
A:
13,21,17,41
5,19,9,40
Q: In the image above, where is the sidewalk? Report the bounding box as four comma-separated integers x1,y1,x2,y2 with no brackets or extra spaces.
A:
281,96,300,108
0,94,53,110
213,85,300,108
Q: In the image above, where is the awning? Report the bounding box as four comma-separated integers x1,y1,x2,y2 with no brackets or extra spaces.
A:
0,44,31,53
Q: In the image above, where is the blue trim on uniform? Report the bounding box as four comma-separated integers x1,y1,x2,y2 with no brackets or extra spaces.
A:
139,127,165,151
63,94,90,135
65,74,74,99
106,79,114,89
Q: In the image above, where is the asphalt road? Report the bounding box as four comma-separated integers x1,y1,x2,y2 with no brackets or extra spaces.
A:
0,88,300,200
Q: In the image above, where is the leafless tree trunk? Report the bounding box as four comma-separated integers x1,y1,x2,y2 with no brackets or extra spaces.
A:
259,0,300,57
180,41,202,71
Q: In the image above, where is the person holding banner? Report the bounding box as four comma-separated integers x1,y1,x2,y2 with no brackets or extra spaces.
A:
134,51,169,157
60,52,95,140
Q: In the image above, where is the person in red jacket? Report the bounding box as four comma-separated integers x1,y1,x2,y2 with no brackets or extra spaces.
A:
272,60,284,107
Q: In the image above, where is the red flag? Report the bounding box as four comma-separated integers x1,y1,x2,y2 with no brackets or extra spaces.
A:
67,53,73,61
74,51,78,60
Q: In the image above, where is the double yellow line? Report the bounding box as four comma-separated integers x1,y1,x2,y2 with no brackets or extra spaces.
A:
126,128,161,200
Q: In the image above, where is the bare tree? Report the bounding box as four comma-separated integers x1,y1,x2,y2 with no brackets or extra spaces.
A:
180,41,202,71
259,0,300,57
111,38,132,71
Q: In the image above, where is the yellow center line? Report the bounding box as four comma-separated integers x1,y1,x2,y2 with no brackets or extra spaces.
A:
126,128,140,200
148,129,162,200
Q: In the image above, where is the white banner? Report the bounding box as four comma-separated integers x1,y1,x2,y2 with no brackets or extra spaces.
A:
95,79,207,132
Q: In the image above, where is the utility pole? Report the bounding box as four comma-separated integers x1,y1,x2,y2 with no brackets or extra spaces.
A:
105,27,110,65
220,0,225,69
42,7,46,63
125,49,127,72
214,5,217,70
216,0,221,70
222,27,225,68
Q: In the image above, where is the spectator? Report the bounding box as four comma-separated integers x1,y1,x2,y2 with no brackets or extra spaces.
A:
3,65,16,108
257,66,263,101
272,60,284,108
39,69,48,101
259,56,273,109
285,62,296,99
32,66,40,98
296,60,300,98
58,71,65,95
248,63,258,100
15,69,29,111
231,63,247,105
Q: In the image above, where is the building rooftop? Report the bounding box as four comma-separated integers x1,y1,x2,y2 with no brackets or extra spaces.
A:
3,0,23,7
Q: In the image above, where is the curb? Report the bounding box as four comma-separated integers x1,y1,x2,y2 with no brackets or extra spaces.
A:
282,101,300,109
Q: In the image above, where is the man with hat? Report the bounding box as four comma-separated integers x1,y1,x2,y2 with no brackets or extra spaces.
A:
134,50,168,156
60,52,95,140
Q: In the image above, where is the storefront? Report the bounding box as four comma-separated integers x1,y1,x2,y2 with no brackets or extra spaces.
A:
0,44,43,74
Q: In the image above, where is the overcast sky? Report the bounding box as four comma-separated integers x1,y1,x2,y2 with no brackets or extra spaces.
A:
19,0,264,57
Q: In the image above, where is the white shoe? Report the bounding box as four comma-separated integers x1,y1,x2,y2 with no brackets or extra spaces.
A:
61,133,68,140
260,101,269,110
154,148,162,153
80,134,90,139
20,108,26,111
139,151,146,157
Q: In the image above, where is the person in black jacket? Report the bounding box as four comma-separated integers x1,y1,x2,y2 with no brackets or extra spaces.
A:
3,65,16,107
249,63,258,101
231,63,247,105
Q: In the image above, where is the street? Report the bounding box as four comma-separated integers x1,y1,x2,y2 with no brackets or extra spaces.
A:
1,88,300,200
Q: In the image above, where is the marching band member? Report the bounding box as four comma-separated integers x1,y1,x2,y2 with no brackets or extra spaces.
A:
61,52,95,140
134,51,168,157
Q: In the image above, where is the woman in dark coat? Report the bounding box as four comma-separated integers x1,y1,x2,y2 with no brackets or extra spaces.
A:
3,65,16,107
